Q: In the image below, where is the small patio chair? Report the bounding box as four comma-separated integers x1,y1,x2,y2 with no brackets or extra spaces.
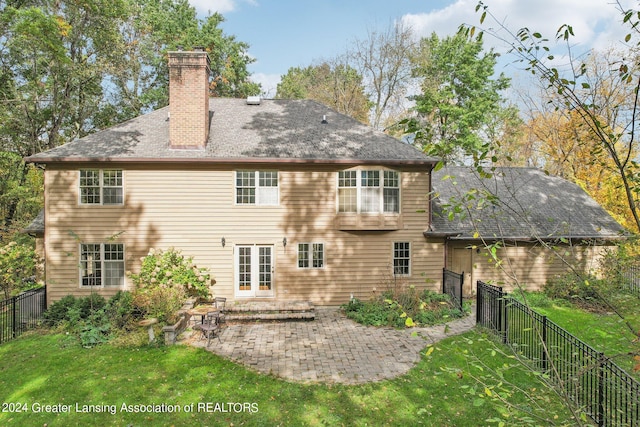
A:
213,297,227,323
193,311,221,347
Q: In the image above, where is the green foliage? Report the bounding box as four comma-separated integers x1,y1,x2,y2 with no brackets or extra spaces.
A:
343,288,465,328
276,62,372,124
0,240,38,299
43,293,109,347
0,152,43,239
112,1,259,119
129,247,210,298
542,273,620,312
128,248,209,323
132,284,185,324
406,29,511,162
598,243,640,288
105,290,138,330
43,292,143,347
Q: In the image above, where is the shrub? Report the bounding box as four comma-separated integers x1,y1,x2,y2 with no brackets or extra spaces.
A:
129,248,211,298
0,240,38,299
343,298,398,326
43,295,78,326
343,289,466,328
543,273,615,311
43,292,142,347
105,291,141,330
132,284,186,324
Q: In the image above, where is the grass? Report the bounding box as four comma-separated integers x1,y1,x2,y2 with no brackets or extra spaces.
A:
514,291,640,375
0,328,578,426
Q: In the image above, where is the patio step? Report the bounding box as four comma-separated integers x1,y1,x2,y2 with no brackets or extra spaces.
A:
224,301,315,322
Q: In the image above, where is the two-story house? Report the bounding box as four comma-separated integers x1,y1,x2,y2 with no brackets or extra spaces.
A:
25,50,627,306
25,50,442,306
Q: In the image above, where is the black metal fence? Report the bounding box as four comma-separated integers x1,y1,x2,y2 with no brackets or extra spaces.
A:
442,269,463,310
622,265,640,295
477,280,640,427
0,287,46,344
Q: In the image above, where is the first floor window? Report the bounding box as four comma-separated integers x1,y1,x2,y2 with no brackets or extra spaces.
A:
80,243,125,287
298,243,324,268
393,242,410,276
79,169,123,205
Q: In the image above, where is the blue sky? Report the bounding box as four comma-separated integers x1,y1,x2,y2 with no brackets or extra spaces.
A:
190,0,635,97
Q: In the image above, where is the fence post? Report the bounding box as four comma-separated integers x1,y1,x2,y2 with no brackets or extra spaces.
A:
541,315,548,372
597,352,605,427
499,291,507,344
11,295,16,339
459,271,464,311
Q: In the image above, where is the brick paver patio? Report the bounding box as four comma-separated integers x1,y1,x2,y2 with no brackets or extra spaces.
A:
184,307,475,384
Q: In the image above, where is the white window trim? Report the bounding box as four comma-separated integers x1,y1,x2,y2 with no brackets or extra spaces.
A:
337,169,400,214
235,170,280,206
79,243,126,288
78,169,124,206
297,242,325,269
392,241,411,277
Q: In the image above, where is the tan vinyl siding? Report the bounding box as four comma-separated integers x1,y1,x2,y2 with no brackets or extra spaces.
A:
445,241,609,294
43,163,442,305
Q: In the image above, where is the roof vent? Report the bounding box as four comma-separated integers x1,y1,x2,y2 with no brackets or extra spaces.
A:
321,115,328,124
246,96,261,105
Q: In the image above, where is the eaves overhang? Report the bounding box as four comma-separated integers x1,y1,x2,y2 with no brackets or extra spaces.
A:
24,156,438,168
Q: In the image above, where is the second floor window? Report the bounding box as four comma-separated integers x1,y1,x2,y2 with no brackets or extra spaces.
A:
79,170,123,205
338,170,399,213
236,171,279,205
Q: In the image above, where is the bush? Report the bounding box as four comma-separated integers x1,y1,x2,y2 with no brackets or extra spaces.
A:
43,292,143,347
105,291,140,330
132,285,186,324
43,295,78,326
342,288,466,328
543,273,617,311
129,248,210,298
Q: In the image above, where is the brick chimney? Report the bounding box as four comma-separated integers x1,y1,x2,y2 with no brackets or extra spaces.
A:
168,49,211,149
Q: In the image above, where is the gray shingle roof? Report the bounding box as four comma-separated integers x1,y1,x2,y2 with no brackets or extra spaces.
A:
428,166,627,241
23,209,44,235
25,99,436,165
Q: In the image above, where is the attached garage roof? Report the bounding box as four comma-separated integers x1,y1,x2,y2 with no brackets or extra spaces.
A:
427,166,627,241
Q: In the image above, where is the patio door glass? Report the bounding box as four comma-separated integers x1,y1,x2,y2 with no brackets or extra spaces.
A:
235,245,274,297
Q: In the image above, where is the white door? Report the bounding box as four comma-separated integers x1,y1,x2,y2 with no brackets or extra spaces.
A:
235,245,274,297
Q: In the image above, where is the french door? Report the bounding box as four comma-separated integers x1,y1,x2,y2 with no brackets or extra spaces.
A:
235,245,274,297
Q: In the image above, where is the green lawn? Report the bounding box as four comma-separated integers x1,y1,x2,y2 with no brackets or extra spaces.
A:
0,329,578,426
519,292,640,375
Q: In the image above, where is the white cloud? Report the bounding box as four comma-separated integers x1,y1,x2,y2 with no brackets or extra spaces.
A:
250,73,281,98
401,0,634,54
189,0,236,14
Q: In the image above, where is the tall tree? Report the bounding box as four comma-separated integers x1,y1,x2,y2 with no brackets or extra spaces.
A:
347,21,416,130
0,0,127,235
522,107,635,229
106,0,260,123
405,30,511,163
276,60,371,124
0,0,128,154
